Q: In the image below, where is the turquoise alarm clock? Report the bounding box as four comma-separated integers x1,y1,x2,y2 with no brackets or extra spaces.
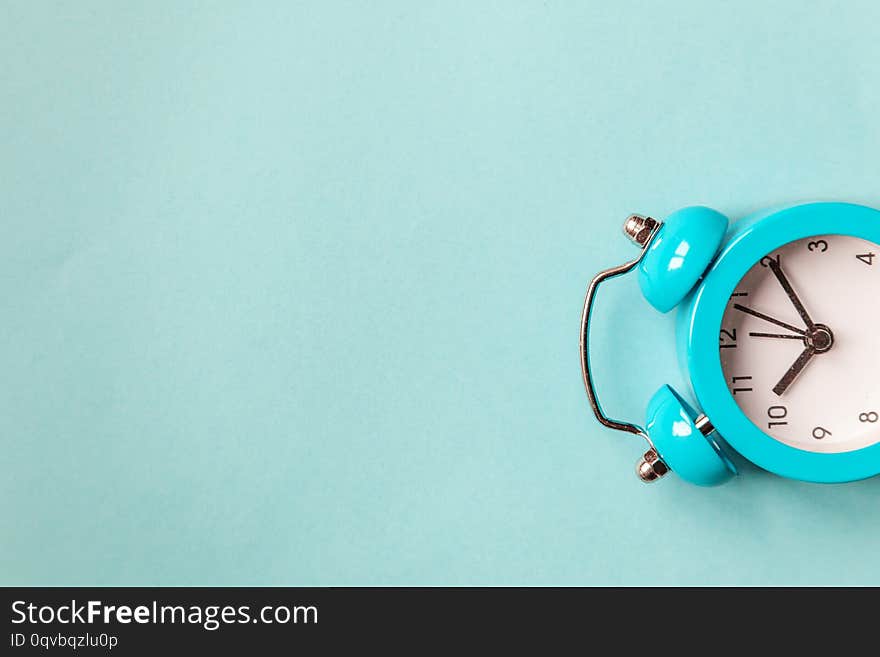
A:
580,202,880,485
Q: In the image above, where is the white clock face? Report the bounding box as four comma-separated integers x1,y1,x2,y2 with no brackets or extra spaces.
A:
719,234,880,453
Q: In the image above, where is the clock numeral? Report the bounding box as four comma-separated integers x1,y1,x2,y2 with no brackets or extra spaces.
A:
768,405,788,428
731,291,749,298
808,240,829,252
719,328,737,349
857,253,875,266
859,411,879,423
730,375,752,395
760,254,781,268
812,426,832,440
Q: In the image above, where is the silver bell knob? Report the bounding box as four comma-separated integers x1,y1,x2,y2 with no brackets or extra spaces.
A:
623,214,660,248
636,448,669,483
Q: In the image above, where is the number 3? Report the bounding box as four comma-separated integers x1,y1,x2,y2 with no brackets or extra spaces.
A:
808,240,829,252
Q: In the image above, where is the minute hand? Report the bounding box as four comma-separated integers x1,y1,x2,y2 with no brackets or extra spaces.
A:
767,259,815,329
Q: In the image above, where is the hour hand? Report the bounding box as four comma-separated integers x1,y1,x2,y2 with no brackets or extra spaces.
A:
773,345,816,396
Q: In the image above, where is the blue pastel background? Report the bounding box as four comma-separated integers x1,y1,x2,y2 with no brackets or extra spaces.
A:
3,1,880,586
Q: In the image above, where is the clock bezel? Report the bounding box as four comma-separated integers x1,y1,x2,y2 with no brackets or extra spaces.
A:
683,202,880,483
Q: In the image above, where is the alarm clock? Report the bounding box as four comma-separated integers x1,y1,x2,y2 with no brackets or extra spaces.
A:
579,202,880,485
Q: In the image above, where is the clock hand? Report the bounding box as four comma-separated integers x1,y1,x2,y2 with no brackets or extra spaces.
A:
773,345,816,396
766,259,815,329
733,304,806,335
749,332,804,339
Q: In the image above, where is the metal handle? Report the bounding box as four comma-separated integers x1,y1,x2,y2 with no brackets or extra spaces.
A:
579,216,661,442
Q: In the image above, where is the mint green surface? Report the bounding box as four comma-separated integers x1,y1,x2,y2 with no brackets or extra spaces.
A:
4,2,880,586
